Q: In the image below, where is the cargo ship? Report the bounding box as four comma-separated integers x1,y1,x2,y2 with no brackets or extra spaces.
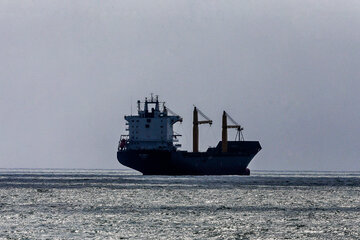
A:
117,95,261,175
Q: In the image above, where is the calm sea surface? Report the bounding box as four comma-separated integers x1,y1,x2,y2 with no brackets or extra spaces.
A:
0,169,359,239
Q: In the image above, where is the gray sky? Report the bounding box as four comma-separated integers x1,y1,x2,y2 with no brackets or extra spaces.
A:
1,0,359,170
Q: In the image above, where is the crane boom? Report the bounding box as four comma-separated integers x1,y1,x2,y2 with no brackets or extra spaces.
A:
226,113,240,126
222,111,244,152
193,106,212,152
196,107,212,122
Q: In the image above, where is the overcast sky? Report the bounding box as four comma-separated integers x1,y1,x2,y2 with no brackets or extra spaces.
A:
1,0,359,171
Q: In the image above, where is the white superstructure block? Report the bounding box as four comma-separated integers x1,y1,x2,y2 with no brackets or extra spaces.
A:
124,96,182,150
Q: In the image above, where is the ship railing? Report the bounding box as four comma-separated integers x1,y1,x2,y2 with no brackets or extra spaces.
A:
173,133,181,142
120,134,129,139
118,135,129,151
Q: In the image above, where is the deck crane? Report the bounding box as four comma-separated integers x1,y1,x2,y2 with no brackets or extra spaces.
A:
222,111,244,153
193,106,212,152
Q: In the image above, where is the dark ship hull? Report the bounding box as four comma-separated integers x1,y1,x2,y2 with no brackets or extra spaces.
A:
117,141,261,175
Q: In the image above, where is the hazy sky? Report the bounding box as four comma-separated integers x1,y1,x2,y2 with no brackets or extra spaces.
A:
1,1,359,170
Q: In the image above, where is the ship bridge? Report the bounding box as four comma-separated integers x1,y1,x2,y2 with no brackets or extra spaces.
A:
124,95,182,150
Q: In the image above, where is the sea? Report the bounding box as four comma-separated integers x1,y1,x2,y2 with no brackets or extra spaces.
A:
0,169,359,240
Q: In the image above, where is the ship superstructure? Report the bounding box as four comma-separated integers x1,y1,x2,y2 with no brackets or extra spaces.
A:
117,95,261,175
123,95,182,151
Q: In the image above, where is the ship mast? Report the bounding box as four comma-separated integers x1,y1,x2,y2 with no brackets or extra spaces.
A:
193,106,212,152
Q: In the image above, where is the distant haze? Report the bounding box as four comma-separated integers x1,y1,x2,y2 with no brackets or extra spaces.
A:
1,1,359,170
